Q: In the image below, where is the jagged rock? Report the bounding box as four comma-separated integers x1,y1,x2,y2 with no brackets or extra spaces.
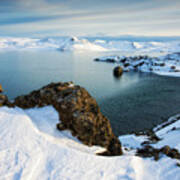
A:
113,66,123,77
136,145,180,161
136,145,160,161
14,82,123,156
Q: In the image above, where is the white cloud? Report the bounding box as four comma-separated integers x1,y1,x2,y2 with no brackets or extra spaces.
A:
0,0,180,36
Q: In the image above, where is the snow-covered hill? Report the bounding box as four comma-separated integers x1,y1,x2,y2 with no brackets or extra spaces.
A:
0,36,180,53
0,106,180,180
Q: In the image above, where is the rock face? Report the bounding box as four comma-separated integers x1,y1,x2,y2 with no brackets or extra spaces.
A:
0,84,3,93
0,84,13,107
14,82,123,156
0,94,9,107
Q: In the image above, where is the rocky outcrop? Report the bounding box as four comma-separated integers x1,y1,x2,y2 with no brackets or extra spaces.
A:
0,84,13,107
0,94,9,107
136,145,180,161
13,82,123,156
0,84,3,93
95,53,180,74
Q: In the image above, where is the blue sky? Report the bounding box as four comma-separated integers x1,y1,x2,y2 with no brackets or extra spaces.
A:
0,0,180,37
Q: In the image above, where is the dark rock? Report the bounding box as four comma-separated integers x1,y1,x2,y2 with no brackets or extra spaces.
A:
70,37,78,42
138,61,145,66
106,58,116,63
94,58,116,63
113,66,123,77
171,66,176,70
136,145,159,160
153,62,165,67
133,64,139,69
94,58,100,61
124,63,130,67
160,145,171,155
14,82,123,156
0,94,13,107
0,94,8,106
176,162,180,167
137,145,180,161
167,148,180,159
120,58,126,63
159,63,165,67
149,67,153,71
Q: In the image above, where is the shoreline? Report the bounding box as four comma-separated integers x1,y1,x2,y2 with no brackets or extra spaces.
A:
0,81,180,179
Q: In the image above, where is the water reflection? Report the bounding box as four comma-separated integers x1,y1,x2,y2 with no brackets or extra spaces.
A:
0,50,180,135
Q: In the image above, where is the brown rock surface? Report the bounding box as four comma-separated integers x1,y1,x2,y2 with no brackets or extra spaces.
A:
0,84,13,107
0,84,3,93
0,94,8,107
14,82,123,156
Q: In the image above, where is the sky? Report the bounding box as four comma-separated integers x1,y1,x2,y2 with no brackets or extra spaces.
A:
0,0,180,37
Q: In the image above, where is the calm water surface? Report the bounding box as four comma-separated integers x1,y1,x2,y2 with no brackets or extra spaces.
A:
0,50,180,135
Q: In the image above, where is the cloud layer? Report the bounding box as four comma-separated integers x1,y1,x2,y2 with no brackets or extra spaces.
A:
0,0,180,37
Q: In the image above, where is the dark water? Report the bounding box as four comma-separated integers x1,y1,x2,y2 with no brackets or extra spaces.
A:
1,50,180,135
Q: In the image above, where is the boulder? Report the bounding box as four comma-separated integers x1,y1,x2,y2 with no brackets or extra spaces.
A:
113,66,123,77
171,66,176,70
14,82,123,156
0,94,13,107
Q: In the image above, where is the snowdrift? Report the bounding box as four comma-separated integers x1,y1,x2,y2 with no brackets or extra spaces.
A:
0,106,180,180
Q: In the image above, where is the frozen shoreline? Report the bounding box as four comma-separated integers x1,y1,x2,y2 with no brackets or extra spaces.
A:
95,52,180,77
0,106,180,179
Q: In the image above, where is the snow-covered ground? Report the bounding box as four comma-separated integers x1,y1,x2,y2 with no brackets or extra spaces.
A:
0,36,180,53
95,52,180,77
0,106,180,180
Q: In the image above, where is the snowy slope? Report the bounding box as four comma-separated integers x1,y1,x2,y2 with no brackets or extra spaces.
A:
0,36,180,53
0,106,180,180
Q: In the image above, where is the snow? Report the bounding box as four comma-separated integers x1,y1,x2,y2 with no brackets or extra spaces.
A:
0,106,180,180
0,37,106,52
0,36,180,53
95,52,180,77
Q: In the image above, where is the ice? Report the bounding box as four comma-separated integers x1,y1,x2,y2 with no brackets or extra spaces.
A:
0,106,180,179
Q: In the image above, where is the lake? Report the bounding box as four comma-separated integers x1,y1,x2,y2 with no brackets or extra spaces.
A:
1,50,180,135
